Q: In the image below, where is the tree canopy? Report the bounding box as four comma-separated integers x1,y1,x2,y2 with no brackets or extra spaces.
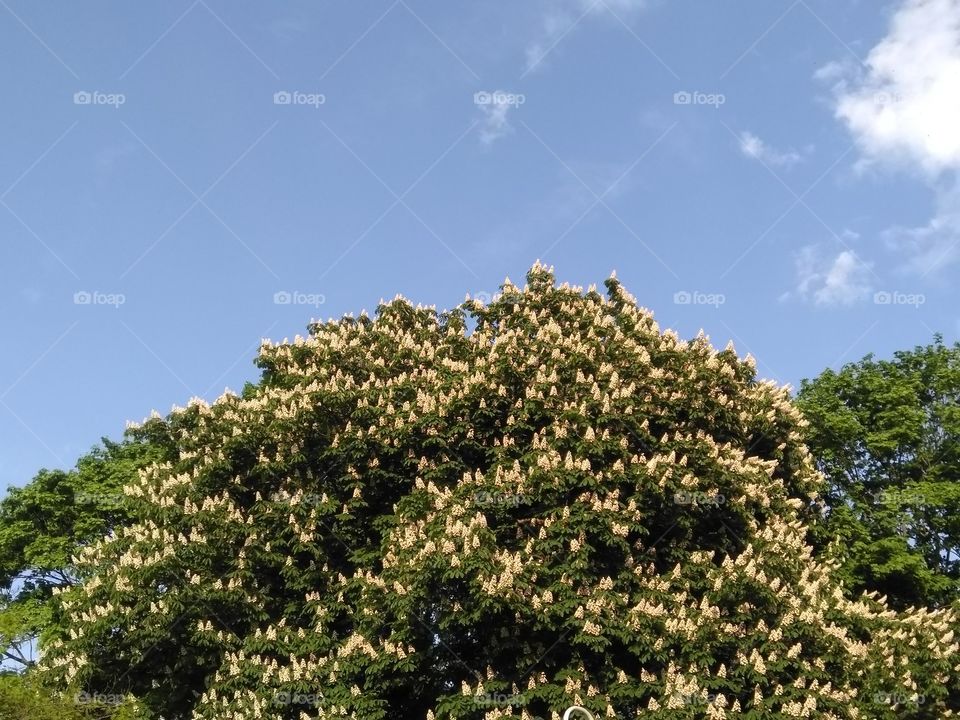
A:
797,337,960,609
16,265,960,718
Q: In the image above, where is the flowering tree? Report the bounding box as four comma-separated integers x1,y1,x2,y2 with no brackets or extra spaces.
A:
39,265,959,719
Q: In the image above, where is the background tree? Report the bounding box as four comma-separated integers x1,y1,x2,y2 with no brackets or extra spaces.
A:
36,266,959,720
0,433,165,671
797,337,960,609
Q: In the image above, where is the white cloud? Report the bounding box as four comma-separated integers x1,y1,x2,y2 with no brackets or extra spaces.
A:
738,131,805,168
525,0,646,74
789,247,872,306
813,59,852,84
477,94,515,146
526,11,574,74
822,0,960,274
829,0,960,175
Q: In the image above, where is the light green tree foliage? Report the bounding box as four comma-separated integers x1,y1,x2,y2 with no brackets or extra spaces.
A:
0,437,163,671
38,266,959,718
797,337,960,609
0,672,150,720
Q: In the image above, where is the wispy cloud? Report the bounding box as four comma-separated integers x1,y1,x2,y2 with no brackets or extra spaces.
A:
477,91,522,146
786,246,872,306
738,131,805,168
471,154,642,261
884,180,960,275
525,0,646,74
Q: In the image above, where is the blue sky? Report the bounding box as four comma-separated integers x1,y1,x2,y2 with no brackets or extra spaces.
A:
1,0,958,488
